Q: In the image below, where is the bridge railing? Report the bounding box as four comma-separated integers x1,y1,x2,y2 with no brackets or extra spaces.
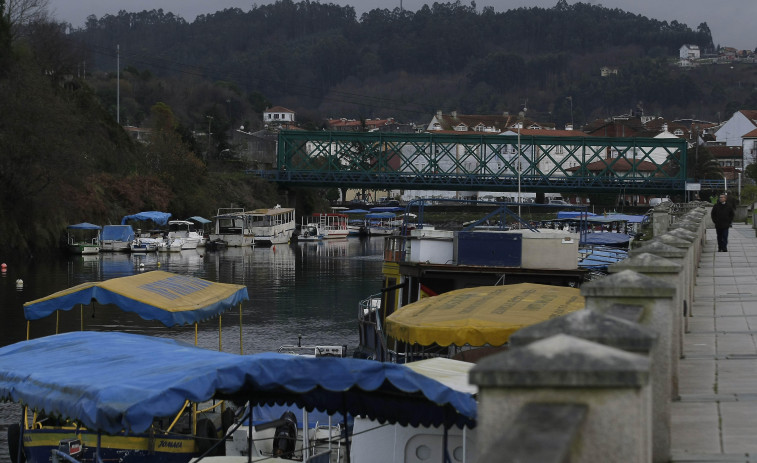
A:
266,131,688,194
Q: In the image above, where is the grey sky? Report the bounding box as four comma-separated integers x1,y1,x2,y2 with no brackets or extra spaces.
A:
48,0,755,50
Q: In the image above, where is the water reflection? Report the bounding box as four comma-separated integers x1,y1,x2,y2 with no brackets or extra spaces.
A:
0,237,386,463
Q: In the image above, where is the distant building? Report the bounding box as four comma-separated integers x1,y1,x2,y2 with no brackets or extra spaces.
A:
600,66,618,77
715,110,757,147
707,146,744,177
123,126,153,144
263,106,295,127
680,44,701,60
326,118,398,132
427,110,554,133
228,128,278,169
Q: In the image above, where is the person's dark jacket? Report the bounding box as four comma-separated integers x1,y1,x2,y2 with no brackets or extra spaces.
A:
711,201,735,229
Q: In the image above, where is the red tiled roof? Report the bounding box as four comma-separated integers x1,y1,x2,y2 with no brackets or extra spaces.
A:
740,110,757,125
707,146,742,158
265,106,295,113
743,128,757,138
507,129,591,137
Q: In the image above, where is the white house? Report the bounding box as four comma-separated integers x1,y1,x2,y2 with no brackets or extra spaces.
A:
263,106,295,125
680,44,700,60
715,110,757,146
743,128,757,164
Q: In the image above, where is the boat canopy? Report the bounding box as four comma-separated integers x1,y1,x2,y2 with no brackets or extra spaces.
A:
386,284,585,347
344,209,370,214
187,216,212,224
67,222,101,230
120,211,172,226
365,212,396,219
0,331,476,434
556,211,596,219
370,206,403,213
23,271,249,326
101,224,135,241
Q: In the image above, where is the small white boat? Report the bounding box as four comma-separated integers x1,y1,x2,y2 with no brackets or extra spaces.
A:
298,223,324,241
65,223,101,254
168,220,203,249
314,213,349,239
100,225,134,252
130,235,160,252
157,237,184,252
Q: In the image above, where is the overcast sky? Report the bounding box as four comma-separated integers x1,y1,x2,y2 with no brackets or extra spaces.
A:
47,0,755,50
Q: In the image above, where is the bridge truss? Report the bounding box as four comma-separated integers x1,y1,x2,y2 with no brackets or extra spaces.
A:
257,131,688,194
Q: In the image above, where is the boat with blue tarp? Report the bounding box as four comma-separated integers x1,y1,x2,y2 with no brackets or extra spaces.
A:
0,331,476,463
100,224,135,252
9,271,251,463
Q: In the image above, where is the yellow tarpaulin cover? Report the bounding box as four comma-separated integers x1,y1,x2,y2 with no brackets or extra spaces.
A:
23,271,249,326
386,283,584,347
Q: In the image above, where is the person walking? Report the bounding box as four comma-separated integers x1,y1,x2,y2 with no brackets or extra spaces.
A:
711,193,735,252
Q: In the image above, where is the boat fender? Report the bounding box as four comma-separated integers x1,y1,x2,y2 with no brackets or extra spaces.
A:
195,418,222,456
8,423,26,463
272,411,297,459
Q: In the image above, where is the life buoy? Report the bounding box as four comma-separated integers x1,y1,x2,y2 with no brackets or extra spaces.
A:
272,411,297,459
8,423,26,463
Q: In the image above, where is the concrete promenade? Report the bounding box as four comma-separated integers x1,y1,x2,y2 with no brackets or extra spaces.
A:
672,223,757,462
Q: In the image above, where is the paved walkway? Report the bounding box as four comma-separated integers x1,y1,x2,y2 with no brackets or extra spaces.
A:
672,223,757,462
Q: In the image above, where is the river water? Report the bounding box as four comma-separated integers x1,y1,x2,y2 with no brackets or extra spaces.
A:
0,237,386,462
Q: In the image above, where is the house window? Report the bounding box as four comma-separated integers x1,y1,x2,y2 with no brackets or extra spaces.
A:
674,129,684,136
555,146,564,155
274,114,279,119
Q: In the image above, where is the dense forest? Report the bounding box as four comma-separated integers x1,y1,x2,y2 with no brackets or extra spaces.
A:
66,0,757,132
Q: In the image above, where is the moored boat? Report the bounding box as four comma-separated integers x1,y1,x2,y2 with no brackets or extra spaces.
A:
209,208,254,247
168,220,202,249
100,224,135,252
248,206,296,246
65,223,101,254
1,331,475,463
9,271,251,463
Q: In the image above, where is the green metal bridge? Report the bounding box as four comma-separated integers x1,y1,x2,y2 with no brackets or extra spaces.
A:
255,131,689,194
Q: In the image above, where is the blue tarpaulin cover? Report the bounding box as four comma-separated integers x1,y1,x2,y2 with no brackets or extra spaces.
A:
581,233,633,246
23,271,249,326
121,211,172,226
67,222,101,230
0,332,476,434
101,225,135,242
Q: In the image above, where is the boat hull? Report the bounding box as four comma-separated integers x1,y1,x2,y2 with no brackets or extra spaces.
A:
67,243,100,254
21,428,200,463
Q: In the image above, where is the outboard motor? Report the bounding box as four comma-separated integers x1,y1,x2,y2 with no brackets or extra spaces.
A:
54,438,83,463
272,411,297,459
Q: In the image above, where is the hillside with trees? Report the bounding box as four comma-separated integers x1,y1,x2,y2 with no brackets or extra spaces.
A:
65,0,755,131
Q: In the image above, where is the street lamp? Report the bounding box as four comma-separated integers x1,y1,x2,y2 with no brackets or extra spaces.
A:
566,96,573,129
517,108,526,218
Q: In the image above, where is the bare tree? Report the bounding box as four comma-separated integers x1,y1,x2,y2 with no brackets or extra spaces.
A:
4,0,49,39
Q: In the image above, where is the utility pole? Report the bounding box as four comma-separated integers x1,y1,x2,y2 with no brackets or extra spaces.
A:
206,116,213,162
116,45,120,124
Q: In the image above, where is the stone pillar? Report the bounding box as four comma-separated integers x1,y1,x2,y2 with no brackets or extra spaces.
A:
580,270,675,462
651,207,671,238
509,309,663,460
470,334,651,463
657,230,697,324
608,253,683,399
